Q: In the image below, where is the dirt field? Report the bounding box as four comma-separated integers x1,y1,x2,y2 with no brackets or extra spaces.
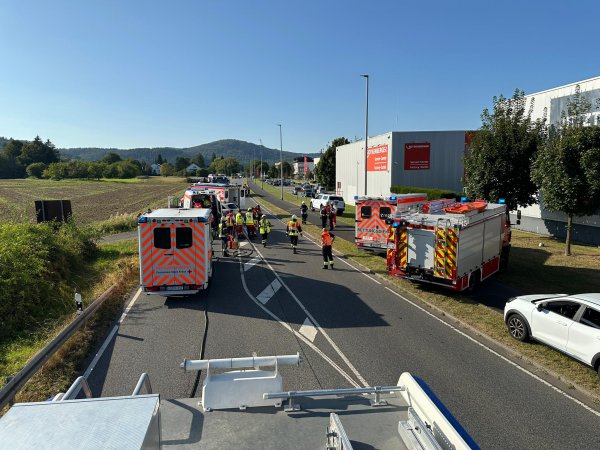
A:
0,177,188,224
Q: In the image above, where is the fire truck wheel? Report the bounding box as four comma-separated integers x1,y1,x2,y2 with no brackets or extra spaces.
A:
467,270,480,292
506,314,530,342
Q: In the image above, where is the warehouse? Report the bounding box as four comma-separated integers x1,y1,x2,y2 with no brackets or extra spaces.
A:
513,75,600,244
336,131,469,205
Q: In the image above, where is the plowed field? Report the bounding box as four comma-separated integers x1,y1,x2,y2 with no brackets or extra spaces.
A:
0,178,188,224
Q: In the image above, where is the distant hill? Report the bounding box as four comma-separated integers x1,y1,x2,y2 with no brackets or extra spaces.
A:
60,139,319,165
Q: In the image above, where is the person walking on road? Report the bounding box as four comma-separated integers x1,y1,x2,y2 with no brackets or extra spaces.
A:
328,202,336,231
218,216,229,256
320,228,335,269
300,201,308,224
245,208,256,239
319,204,327,229
286,215,303,254
225,211,234,236
258,214,271,247
235,210,245,238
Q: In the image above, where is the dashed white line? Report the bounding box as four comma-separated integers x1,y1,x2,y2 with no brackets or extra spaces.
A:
244,255,261,271
299,317,318,342
256,278,282,305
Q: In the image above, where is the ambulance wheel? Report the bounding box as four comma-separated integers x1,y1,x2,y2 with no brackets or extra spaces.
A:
467,270,480,292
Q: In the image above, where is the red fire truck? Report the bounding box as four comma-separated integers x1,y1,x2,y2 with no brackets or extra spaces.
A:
386,200,511,291
355,194,427,252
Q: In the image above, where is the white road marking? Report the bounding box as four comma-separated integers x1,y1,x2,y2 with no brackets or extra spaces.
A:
238,258,361,388
251,193,600,417
239,241,249,247
299,318,318,342
383,287,600,418
244,255,261,271
256,278,282,305
83,288,143,378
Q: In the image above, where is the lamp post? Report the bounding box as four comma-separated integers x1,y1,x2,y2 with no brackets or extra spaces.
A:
361,74,369,196
277,124,283,200
259,139,264,189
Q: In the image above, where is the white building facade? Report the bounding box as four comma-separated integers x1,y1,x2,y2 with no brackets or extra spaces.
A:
513,76,600,244
336,131,469,205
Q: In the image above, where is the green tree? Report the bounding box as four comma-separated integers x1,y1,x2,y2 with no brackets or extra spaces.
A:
26,162,47,178
44,162,69,179
175,156,191,171
194,153,206,168
210,157,240,175
317,137,349,190
281,161,292,178
463,90,545,211
160,162,175,176
0,139,25,178
268,165,279,179
156,154,164,164
18,136,59,168
532,88,600,256
102,152,122,164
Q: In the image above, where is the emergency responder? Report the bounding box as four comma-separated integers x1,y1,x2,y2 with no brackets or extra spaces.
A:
225,211,234,236
319,204,327,229
300,201,308,224
328,201,336,231
235,210,245,238
259,214,271,247
203,197,212,208
320,228,335,269
245,207,256,238
218,216,229,256
286,215,303,253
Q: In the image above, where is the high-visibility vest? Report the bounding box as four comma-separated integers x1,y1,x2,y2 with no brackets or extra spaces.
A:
235,213,244,225
245,212,254,224
287,221,300,236
320,232,333,247
259,219,270,234
218,223,228,238
226,214,233,226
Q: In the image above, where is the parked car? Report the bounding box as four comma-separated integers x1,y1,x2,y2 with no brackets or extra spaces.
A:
293,186,303,195
310,194,345,215
504,293,600,376
299,188,314,198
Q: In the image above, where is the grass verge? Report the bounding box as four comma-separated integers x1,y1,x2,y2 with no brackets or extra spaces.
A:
251,191,600,400
1,240,139,413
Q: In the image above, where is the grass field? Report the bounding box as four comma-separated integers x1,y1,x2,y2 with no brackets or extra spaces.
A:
0,177,188,224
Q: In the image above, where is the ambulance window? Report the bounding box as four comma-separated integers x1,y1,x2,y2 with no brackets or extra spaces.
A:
379,207,392,219
176,227,193,249
224,191,229,199
154,228,171,249
361,206,372,218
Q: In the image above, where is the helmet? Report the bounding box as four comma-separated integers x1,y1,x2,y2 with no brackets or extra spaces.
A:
292,215,297,220
248,207,252,211
221,216,227,222
261,215,266,219
301,201,305,205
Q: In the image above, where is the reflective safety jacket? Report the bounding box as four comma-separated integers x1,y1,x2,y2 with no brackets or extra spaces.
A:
320,231,334,247
286,220,302,236
226,214,234,226
218,222,228,238
259,218,271,234
245,212,254,224
235,212,244,225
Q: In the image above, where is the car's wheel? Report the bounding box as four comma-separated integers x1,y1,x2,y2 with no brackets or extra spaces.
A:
507,314,529,342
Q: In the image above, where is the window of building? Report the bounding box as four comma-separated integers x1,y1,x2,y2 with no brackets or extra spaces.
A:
361,206,372,219
176,227,193,249
154,228,171,249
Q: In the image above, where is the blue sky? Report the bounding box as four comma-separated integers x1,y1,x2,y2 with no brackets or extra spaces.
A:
1,0,598,153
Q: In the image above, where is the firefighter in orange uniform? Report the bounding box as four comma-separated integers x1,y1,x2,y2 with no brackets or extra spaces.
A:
320,228,335,269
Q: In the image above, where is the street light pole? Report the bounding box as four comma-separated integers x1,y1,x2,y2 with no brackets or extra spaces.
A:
361,74,369,196
277,124,283,200
260,139,264,189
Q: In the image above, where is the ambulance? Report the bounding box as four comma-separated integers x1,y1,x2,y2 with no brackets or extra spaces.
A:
354,194,427,252
386,199,511,291
138,208,214,295
186,183,246,210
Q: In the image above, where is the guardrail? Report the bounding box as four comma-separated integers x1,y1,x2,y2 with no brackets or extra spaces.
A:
0,284,117,411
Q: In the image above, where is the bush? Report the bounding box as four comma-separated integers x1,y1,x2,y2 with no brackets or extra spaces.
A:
390,185,459,200
90,212,138,235
0,221,97,342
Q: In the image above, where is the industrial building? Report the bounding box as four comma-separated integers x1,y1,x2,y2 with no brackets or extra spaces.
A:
513,75,600,244
336,131,469,205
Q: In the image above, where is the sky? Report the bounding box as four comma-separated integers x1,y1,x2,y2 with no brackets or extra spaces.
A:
1,0,598,153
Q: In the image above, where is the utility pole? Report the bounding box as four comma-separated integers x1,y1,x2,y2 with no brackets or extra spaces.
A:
259,139,264,189
277,124,283,200
361,74,369,196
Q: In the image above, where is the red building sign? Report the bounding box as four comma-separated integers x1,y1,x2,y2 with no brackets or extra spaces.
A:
404,143,430,170
367,144,389,171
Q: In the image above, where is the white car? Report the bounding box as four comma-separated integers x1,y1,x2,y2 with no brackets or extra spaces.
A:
310,194,345,215
504,293,600,376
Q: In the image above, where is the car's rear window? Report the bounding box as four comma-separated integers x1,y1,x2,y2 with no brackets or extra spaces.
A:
581,307,600,329
330,196,343,201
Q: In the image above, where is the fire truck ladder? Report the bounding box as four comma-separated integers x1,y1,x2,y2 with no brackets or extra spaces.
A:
433,219,451,278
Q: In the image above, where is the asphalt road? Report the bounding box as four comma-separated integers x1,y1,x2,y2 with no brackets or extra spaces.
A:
84,189,600,449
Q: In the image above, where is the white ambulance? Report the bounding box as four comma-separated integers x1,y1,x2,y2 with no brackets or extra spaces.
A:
138,208,213,296
354,194,427,252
